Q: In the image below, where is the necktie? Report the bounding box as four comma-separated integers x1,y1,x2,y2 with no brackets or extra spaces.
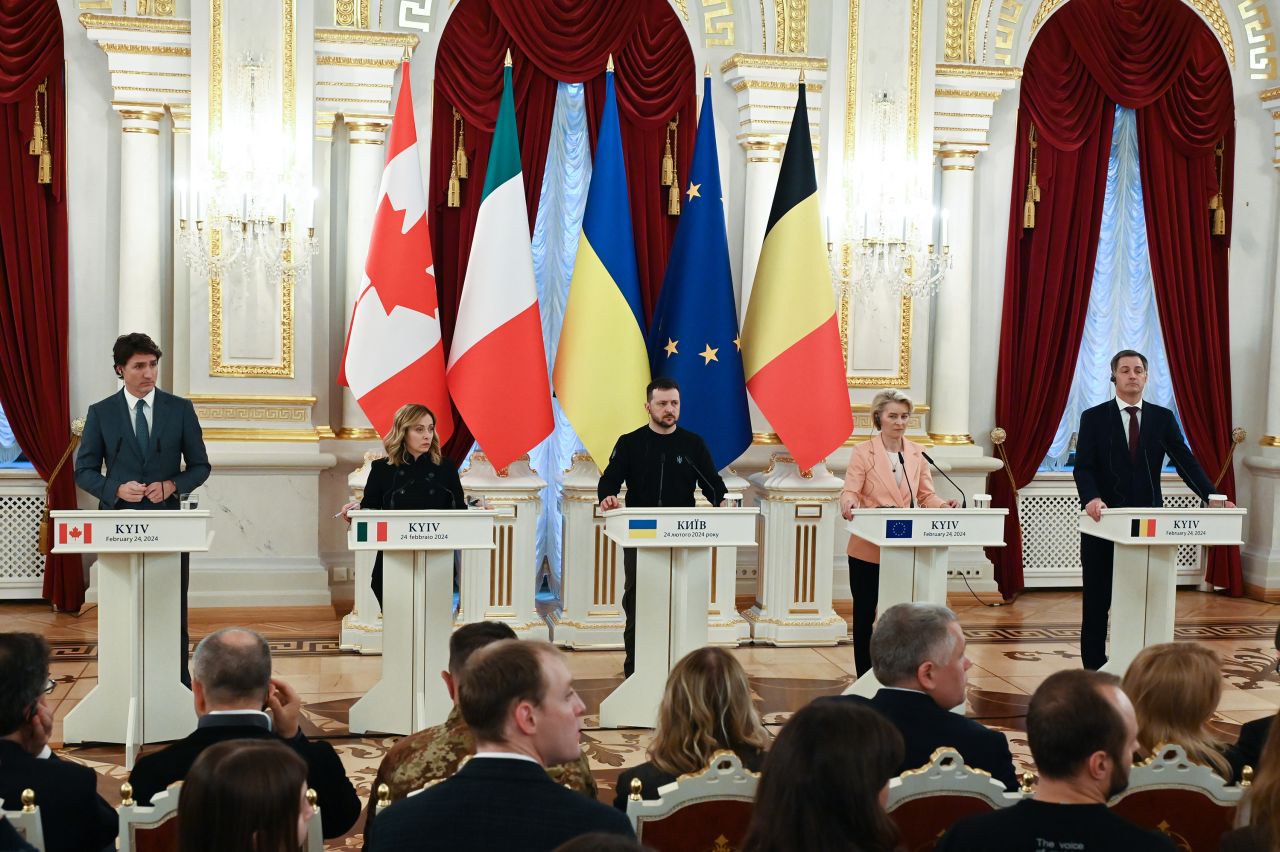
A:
1125,406,1139,462
136,399,150,458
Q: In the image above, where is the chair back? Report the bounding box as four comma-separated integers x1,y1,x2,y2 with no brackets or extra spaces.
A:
118,782,180,852
1108,744,1243,852
628,751,759,852
886,748,1022,852
304,789,322,852
1,789,46,851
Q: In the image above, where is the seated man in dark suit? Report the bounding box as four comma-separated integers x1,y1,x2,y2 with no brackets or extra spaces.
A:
826,602,1018,791
364,621,597,847
127,627,360,838
1228,622,1279,780
369,640,634,851
0,633,116,852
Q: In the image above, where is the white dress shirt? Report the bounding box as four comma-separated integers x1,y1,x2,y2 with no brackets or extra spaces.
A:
125,387,156,437
1115,396,1143,431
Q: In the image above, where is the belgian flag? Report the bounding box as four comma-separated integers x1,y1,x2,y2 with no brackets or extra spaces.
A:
741,81,852,471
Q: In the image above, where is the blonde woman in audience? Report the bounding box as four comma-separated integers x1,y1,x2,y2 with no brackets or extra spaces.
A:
1121,641,1232,780
613,646,770,809
1221,719,1280,851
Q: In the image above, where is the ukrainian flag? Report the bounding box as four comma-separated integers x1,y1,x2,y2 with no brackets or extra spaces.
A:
628,518,658,539
553,64,651,464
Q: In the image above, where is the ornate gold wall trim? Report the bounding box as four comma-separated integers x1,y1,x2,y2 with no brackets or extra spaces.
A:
79,12,190,31
209,0,223,151
314,27,418,48
731,79,823,93
774,0,807,54
935,62,1022,79
1029,0,1065,32
945,0,965,60
908,0,923,156
719,52,827,72
671,0,690,21
966,0,981,61
204,427,319,442
1184,1,1236,66
78,0,114,9
189,394,317,405
842,292,914,388
100,43,191,56
194,405,311,423
1260,85,1280,100
316,55,398,68
843,0,859,168
936,87,1003,99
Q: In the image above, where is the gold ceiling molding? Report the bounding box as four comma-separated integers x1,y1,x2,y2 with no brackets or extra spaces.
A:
112,69,192,78
203,427,319,443
945,0,965,61
316,55,398,68
1260,85,1280,100
314,28,419,49
78,12,190,32
935,62,1021,79
936,87,1002,99
100,42,191,56
730,79,823,92
719,52,828,72
966,0,981,61
188,394,317,406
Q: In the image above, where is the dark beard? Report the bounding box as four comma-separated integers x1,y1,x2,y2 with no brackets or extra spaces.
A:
1104,758,1130,799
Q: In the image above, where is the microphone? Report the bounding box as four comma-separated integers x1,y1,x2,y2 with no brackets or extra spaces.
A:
658,453,666,508
899,452,915,508
921,452,966,508
677,454,722,506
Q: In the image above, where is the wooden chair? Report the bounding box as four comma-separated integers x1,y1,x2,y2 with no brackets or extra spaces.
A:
886,747,1023,852
1108,743,1244,852
118,782,180,852
0,788,46,851
303,789,322,852
626,750,759,852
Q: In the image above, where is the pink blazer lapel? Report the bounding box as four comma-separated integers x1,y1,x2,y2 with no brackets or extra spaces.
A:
869,435,911,507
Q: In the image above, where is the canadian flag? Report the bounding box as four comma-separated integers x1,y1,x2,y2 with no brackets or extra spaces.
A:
339,62,451,442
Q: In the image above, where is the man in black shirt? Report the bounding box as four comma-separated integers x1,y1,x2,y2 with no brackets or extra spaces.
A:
937,669,1174,852
598,377,726,676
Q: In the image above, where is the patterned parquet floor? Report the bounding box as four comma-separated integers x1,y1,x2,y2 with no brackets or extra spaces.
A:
3,588,1277,849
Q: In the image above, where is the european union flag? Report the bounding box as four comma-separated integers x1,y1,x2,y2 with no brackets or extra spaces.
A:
886,520,913,539
648,75,751,471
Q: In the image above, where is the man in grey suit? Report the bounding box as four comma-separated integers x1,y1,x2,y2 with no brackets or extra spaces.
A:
74,333,210,686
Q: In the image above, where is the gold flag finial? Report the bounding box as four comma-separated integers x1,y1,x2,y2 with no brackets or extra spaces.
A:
799,68,806,84
505,48,512,68
403,47,411,62
607,54,615,73
704,63,711,77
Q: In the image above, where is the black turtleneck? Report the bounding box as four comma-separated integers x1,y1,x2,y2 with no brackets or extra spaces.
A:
597,425,724,508
361,453,465,511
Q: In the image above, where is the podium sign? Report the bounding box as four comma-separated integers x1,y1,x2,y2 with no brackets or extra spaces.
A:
843,508,1007,699
52,509,213,763
346,509,496,735
1080,507,1244,675
599,507,759,728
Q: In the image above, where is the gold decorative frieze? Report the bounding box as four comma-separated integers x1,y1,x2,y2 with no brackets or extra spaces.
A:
316,55,399,69
720,52,827,73
935,62,1022,79
966,0,981,61
79,0,114,9
203,427,319,443
992,0,1028,66
1029,0,1065,33
702,0,736,47
99,42,190,56
314,27,418,49
78,12,190,32
945,0,965,60
936,87,1002,99
193,405,310,423
731,79,823,93
1190,0,1235,65
188,394,317,405
671,0,689,21
1240,0,1272,78
774,0,807,54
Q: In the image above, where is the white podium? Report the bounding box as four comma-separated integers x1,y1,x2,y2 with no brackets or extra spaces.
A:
1080,507,1245,675
346,509,496,735
598,507,758,729
51,510,211,763
843,507,1007,698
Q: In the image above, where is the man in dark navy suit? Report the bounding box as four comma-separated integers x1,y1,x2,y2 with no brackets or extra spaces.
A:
1073,349,1230,671
74,332,210,685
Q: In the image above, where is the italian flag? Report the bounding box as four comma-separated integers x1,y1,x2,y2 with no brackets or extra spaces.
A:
741,82,852,471
446,53,553,470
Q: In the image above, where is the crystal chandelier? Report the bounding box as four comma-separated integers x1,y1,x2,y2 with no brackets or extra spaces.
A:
177,53,318,280
837,91,951,301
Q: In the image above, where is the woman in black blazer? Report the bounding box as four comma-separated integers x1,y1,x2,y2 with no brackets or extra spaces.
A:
342,404,465,606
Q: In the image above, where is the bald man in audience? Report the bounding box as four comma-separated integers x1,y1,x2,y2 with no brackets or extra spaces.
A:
824,603,1018,790
369,640,633,850
127,627,360,839
937,670,1174,851
363,622,596,848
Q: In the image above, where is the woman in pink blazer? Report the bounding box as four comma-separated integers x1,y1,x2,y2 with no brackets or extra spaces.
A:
840,390,958,676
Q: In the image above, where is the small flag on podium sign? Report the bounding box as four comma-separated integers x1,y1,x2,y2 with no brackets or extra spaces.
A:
740,78,852,472
356,521,388,543
338,61,452,441
648,72,751,472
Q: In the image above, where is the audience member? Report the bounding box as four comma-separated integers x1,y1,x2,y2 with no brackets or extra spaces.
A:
1221,717,1280,851
1122,641,1232,780
552,834,646,852
365,622,597,847
741,700,903,852
936,670,1174,852
1227,624,1280,780
369,640,633,850
824,603,1018,790
0,633,116,852
613,646,769,809
127,627,360,838
178,739,314,852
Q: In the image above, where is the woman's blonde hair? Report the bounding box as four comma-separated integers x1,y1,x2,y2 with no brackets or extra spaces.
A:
1121,642,1230,778
383,403,443,466
649,647,770,777
870,389,913,430
1243,709,1280,847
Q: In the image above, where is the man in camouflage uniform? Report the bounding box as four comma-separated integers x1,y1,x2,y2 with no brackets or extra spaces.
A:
362,622,596,847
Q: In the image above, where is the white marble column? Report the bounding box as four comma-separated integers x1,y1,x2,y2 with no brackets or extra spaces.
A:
1242,91,1280,600
340,452,385,654
338,119,388,439
314,113,337,439
930,149,977,445
170,107,191,396
116,107,165,341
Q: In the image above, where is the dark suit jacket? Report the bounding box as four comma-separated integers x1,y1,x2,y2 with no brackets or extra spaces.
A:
612,748,765,810
74,388,210,509
826,689,1019,792
1227,715,1273,782
0,740,116,852
369,756,634,852
1073,399,1213,511
126,714,360,839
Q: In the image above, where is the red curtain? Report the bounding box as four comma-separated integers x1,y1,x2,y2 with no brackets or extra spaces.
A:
990,0,1238,597
0,0,81,610
430,0,695,459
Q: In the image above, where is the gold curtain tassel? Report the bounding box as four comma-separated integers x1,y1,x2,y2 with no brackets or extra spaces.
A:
1023,199,1036,229
447,165,461,207
38,151,52,184
661,137,674,187
29,80,47,157
1023,124,1039,230
455,138,468,180
1213,204,1226,236
668,182,681,216
1211,138,1226,236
